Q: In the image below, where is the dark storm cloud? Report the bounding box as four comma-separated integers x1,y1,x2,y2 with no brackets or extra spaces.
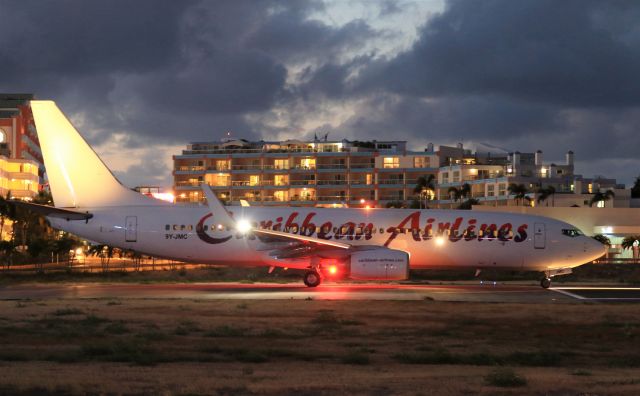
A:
358,0,640,107
2,0,640,186
0,0,373,146
0,0,189,78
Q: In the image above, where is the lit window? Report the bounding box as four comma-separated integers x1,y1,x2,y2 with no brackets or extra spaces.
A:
383,157,399,168
414,157,429,168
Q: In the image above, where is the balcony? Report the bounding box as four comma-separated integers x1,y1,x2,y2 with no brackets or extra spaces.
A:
379,195,404,201
350,163,374,169
378,179,404,185
316,180,347,186
291,164,316,171
231,181,261,187
231,165,263,171
317,164,346,170
317,195,348,202
176,166,205,172
175,181,201,187
290,180,316,186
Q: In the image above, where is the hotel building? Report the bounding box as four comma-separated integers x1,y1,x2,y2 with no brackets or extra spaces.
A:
0,94,42,200
173,139,438,206
434,144,628,208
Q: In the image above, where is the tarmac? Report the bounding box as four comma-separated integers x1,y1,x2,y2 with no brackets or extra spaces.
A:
1,282,640,302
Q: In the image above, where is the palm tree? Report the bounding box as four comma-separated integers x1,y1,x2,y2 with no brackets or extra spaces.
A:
589,190,615,207
508,183,529,206
0,191,14,241
592,234,611,259
413,175,435,209
88,244,116,272
457,198,479,210
621,235,640,250
447,183,471,203
536,186,556,207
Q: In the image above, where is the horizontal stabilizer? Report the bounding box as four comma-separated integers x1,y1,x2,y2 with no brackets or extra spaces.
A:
10,201,93,221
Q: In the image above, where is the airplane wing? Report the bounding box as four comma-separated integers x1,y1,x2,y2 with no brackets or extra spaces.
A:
9,200,93,221
252,228,351,249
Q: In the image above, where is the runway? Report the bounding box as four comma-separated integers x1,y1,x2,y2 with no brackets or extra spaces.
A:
2,282,639,302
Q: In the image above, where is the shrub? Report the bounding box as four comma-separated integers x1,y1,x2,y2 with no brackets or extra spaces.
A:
484,367,527,387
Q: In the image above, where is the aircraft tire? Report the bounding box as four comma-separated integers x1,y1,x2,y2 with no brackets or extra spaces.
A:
540,277,551,289
303,271,321,287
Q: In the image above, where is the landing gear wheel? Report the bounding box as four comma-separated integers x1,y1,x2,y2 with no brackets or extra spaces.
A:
303,271,322,288
540,277,551,289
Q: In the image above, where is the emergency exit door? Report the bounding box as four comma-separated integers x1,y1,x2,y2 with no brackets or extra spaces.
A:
533,222,545,249
125,216,137,242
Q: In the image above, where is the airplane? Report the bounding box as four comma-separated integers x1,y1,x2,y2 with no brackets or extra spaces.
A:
17,100,605,289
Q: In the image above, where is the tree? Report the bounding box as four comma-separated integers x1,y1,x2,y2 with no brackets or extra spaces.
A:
621,235,640,250
592,234,611,246
457,198,479,210
447,183,471,203
0,191,15,241
537,186,556,207
631,176,640,198
0,240,15,269
413,175,435,209
508,183,529,206
589,190,615,207
592,234,611,259
88,244,116,272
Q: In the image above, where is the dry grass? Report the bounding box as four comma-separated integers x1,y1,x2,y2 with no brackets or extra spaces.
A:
0,299,639,395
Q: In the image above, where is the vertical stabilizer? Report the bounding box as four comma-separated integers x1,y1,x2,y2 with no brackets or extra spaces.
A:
31,100,161,208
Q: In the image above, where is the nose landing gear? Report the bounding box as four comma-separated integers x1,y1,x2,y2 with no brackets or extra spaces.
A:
540,277,552,289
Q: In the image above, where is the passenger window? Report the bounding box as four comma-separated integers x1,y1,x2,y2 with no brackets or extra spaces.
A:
380,228,385,234
188,225,193,231
173,225,179,231
165,224,170,231
180,225,186,231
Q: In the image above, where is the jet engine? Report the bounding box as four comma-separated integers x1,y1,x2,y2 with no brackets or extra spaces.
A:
348,248,409,280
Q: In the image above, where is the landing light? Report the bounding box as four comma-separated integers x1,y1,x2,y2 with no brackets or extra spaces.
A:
328,265,338,275
236,219,252,233
435,236,445,246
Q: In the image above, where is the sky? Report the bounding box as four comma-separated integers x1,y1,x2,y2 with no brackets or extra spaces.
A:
1,0,640,188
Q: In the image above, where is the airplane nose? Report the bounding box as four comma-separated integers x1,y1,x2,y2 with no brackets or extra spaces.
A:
586,238,607,261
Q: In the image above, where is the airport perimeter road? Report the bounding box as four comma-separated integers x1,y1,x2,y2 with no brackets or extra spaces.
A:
3,282,637,302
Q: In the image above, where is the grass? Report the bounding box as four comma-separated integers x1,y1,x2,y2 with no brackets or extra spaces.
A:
341,351,370,365
484,367,527,387
0,299,640,394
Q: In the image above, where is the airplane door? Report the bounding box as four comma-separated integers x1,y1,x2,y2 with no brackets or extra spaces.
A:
125,216,137,242
533,223,545,249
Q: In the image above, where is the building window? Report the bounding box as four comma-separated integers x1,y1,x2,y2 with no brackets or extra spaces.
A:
216,160,230,171
453,171,460,183
274,190,288,201
383,157,399,168
414,157,430,168
299,158,316,169
249,175,260,186
274,174,289,186
498,183,506,196
441,172,449,183
487,184,495,197
274,159,289,170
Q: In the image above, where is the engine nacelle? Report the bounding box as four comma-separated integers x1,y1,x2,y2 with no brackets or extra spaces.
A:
348,248,409,280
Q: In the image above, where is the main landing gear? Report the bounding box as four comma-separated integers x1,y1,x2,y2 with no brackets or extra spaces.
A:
303,270,322,288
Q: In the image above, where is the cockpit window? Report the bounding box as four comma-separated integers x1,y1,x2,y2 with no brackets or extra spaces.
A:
562,229,583,237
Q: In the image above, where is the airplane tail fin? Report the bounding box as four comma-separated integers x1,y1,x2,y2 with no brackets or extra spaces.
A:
30,100,162,208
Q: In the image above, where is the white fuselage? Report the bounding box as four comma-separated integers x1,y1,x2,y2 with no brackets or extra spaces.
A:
50,205,605,272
